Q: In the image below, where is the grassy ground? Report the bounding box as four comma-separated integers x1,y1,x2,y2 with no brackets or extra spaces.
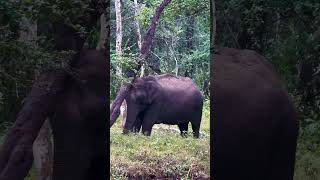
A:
294,121,320,180
1,99,319,179
110,100,211,179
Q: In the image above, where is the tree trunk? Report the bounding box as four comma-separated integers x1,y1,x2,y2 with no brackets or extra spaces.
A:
132,0,144,77
96,13,108,50
184,15,195,77
33,119,53,180
211,0,216,52
19,14,54,180
19,16,37,45
186,16,194,50
115,0,123,76
120,100,127,128
133,0,142,50
312,27,320,42
138,0,172,77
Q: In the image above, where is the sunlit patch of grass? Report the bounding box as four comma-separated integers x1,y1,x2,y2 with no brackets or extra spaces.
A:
110,101,210,179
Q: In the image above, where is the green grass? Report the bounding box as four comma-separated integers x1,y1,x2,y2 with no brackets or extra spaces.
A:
294,122,320,180
110,100,211,179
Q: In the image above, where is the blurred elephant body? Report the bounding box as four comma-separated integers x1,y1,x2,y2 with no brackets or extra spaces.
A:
48,49,108,180
110,74,203,137
212,47,299,180
32,49,108,180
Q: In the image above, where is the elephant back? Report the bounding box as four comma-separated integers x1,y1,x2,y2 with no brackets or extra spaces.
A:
155,74,200,93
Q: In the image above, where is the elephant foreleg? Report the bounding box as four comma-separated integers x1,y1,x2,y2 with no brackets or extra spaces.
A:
178,123,188,137
133,117,142,133
141,121,154,136
141,103,161,136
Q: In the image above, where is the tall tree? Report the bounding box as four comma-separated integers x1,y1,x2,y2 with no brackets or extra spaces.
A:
211,0,216,52
19,11,54,180
138,0,172,77
184,15,195,77
96,13,108,50
115,0,123,75
132,0,144,77
133,0,142,50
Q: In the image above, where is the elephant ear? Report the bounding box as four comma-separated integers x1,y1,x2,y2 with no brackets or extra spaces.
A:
145,81,159,104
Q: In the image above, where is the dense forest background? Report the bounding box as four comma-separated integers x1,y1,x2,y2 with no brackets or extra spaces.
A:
110,0,210,99
215,0,320,178
109,0,211,178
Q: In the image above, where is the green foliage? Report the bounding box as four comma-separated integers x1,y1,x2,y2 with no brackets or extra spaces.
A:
297,120,320,156
110,3,210,177
110,0,210,100
295,120,320,179
110,49,138,98
0,0,101,125
0,0,23,34
137,4,154,28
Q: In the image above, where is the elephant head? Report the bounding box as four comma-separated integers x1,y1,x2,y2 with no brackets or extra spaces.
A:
110,76,161,133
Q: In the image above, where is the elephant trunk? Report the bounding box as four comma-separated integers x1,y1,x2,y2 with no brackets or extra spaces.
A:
110,83,131,128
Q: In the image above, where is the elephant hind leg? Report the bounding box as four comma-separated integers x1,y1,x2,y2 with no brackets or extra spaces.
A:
191,112,202,138
141,124,153,136
178,123,188,137
191,123,200,138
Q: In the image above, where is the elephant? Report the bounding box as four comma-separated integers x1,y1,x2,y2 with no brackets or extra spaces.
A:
212,47,299,180
0,49,107,180
48,49,108,180
110,74,203,138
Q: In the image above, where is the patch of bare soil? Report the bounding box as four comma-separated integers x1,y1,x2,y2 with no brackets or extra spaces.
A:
112,156,210,179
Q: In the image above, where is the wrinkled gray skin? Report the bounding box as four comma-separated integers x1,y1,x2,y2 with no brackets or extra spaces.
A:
212,47,299,180
110,74,203,138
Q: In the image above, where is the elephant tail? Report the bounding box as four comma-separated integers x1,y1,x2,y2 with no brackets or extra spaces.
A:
110,83,131,128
